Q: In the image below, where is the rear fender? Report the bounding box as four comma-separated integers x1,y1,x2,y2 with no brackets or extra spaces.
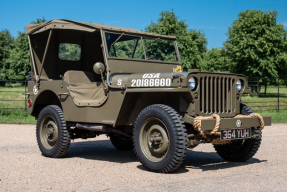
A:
31,90,62,117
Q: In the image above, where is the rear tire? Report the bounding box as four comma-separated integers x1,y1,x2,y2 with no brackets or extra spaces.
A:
213,103,262,162
110,135,133,151
36,105,71,158
28,72,32,81
133,104,187,173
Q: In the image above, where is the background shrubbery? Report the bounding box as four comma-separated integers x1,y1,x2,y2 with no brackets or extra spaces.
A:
1,11,287,81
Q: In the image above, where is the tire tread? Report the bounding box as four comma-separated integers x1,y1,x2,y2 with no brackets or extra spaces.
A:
133,104,187,173
36,105,71,158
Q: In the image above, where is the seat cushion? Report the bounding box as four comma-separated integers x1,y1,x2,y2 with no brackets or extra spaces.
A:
64,70,95,84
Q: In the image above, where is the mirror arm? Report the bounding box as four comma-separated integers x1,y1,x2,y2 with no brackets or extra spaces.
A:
100,69,108,92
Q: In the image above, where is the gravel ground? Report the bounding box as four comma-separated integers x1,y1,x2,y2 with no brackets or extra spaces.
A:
0,123,286,192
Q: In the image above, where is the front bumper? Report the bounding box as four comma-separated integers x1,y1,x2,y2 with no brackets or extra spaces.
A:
183,115,271,130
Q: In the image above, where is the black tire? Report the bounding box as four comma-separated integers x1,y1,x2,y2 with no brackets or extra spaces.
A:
28,72,32,81
36,105,71,158
213,103,262,162
133,104,187,173
110,135,134,151
240,103,255,115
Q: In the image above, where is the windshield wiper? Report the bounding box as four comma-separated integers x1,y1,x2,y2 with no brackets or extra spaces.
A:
111,33,124,46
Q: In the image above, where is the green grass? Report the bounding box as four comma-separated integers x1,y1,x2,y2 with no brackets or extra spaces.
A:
0,85,36,124
241,86,287,123
0,85,286,124
0,109,36,124
259,110,287,123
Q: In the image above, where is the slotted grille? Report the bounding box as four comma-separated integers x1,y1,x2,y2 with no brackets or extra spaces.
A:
200,76,236,114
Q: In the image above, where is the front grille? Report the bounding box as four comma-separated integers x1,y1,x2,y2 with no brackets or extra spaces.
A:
200,76,236,114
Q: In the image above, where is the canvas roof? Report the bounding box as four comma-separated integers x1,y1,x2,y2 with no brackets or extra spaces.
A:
25,19,176,39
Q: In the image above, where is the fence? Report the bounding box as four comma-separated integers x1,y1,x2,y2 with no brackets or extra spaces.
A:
0,80,28,110
0,78,287,112
242,78,287,112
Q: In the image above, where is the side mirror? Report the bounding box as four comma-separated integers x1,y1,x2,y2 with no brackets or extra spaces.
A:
93,62,105,74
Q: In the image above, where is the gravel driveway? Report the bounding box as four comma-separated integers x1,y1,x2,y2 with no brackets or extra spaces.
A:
0,123,286,191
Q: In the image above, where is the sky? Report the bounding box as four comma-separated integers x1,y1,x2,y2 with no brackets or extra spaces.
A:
0,0,286,50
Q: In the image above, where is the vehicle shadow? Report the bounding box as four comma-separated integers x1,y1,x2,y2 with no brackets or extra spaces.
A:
64,140,267,173
181,149,267,172
138,149,267,174
64,140,138,163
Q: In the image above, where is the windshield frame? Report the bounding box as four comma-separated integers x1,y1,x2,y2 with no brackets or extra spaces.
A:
103,31,181,65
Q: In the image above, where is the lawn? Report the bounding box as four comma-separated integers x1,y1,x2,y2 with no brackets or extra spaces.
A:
0,85,36,124
241,86,287,112
0,85,286,124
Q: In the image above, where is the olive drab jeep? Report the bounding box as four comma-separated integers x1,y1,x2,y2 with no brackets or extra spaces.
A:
24,19,271,173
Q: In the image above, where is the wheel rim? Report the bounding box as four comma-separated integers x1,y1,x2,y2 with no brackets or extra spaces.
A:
139,117,170,162
40,115,59,150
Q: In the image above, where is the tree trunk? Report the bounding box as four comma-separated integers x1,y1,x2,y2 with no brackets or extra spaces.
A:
264,79,267,97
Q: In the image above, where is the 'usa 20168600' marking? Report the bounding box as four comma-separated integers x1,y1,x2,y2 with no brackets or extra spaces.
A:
131,78,171,87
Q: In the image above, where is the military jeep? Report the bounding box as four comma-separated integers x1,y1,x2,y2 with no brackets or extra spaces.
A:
24,19,271,173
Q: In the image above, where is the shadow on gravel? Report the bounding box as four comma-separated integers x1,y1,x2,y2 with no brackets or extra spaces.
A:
63,140,138,163
137,149,267,174
63,140,267,174
182,150,267,172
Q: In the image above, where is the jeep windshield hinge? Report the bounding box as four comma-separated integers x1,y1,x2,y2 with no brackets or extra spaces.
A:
172,73,183,87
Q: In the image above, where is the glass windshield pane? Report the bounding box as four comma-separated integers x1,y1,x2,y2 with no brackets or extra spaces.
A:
105,33,178,63
143,38,178,62
59,43,81,61
106,33,145,59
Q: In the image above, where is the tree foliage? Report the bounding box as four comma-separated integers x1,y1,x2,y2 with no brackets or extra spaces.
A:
31,17,47,24
145,10,207,71
59,43,81,61
0,17,47,80
224,10,287,78
200,48,231,72
5,31,30,80
0,29,14,79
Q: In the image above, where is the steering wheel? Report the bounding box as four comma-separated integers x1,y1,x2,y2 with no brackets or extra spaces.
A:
147,56,163,61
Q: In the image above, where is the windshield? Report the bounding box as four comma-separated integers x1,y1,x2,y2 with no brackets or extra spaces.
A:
105,33,178,63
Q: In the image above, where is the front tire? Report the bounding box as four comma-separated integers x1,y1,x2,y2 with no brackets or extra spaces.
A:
36,105,71,158
133,104,187,173
213,103,262,162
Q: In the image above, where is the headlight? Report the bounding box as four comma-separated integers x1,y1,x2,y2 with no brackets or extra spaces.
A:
188,77,197,90
236,80,242,92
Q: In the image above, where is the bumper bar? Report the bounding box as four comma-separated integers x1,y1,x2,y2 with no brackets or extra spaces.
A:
183,115,271,131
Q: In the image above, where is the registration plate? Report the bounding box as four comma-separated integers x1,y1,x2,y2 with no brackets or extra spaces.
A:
220,128,251,141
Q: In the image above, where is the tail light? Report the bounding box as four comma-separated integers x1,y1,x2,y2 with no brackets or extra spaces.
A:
28,100,32,107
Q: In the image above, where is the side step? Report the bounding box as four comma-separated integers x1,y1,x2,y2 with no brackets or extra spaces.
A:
76,123,132,138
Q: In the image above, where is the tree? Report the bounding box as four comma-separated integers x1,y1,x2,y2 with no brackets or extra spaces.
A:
5,31,30,80
31,17,47,24
145,10,207,71
224,10,287,79
0,29,14,80
5,17,47,80
200,48,231,72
